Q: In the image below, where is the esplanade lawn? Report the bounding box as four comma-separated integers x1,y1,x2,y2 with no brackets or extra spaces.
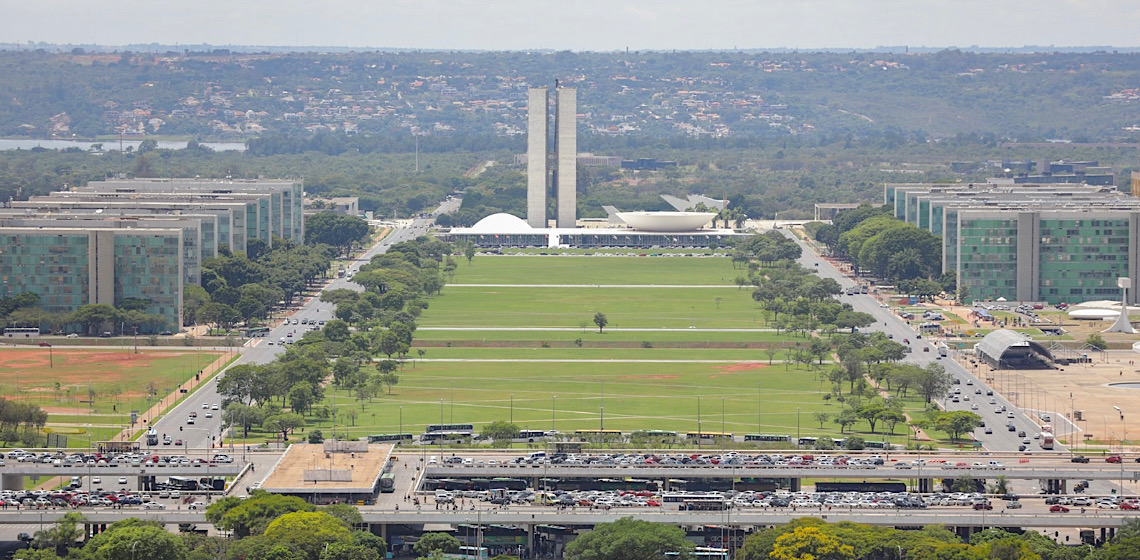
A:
312,251,924,443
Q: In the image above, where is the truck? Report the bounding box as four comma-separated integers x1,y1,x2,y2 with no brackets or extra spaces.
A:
145,429,158,446
937,343,948,357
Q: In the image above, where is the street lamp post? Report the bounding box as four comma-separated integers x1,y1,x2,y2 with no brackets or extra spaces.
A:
551,396,556,432
510,394,514,424
796,407,801,441
697,395,702,449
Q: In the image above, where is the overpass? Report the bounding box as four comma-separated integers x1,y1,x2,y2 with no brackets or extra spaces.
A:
0,464,244,490
423,462,1138,494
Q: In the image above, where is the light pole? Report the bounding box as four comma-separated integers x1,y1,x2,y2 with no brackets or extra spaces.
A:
551,395,556,432
697,395,702,449
399,406,403,438
450,381,454,424
440,399,444,425
510,394,514,424
758,381,762,434
796,407,801,441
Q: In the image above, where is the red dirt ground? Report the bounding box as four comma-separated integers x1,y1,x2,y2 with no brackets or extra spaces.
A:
0,349,199,398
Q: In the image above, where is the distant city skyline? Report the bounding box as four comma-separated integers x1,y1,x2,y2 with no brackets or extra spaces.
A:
3,0,1140,51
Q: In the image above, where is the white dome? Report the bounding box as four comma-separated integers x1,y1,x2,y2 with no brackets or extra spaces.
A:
614,211,716,232
468,213,533,233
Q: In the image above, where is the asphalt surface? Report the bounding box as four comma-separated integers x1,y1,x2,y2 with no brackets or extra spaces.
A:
782,232,1068,454
146,209,444,454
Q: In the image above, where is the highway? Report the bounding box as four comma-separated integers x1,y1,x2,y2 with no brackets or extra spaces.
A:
783,232,1067,455
146,206,447,454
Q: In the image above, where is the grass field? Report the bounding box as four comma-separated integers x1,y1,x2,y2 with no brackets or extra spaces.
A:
420,286,765,329
0,348,221,438
414,328,789,344
453,255,740,285
233,253,948,447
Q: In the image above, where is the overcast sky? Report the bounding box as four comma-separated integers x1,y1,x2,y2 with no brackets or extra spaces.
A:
4,0,1140,50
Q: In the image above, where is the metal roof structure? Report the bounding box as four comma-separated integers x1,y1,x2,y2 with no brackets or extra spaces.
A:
973,329,1054,367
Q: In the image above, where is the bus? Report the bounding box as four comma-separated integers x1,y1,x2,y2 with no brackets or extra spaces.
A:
686,432,733,441
426,424,474,433
422,430,473,442
573,430,623,439
379,473,395,493
516,430,547,441
167,476,199,490
661,492,724,504
441,547,489,559
919,322,943,334
1041,431,1055,450
3,327,40,338
682,497,729,511
937,342,949,357
367,434,414,443
745,434,791,443
668,548,729,560
244,326,269,337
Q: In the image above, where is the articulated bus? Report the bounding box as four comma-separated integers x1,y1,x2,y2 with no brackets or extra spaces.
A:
745,434,791,443
573,430,623,439
686,432,733,441
367,434,414,443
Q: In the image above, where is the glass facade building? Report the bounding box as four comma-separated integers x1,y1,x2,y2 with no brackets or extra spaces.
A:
0,228,183,330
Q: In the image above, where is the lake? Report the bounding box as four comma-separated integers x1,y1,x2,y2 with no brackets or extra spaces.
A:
0,138,246,152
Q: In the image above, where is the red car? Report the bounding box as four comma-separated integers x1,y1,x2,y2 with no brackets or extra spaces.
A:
1108,456,1123,464
1050,505,1070,513
37,342,51,347
173,439,183,446
972,503,993,510
1122,502,1140,510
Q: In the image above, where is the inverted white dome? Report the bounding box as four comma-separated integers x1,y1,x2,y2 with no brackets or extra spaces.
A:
614,211,716,232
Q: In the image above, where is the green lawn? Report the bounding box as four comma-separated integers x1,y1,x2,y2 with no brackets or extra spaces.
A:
420,286,766,329
453,255,741,285
414,328,791,344
290,252,941,447
407,348,792,361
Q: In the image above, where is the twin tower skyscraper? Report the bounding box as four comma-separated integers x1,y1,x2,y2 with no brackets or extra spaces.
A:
527,86,577,228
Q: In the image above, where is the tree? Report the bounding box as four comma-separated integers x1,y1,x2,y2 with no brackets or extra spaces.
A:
933,410,982,441
83,522,188,560
813,412,831,429
1087,333,1108,350
769,527,855,560
414,533,461,557
321,542,379,560
915,362,954,403
33,512,85,555
263,413,306,441
264,511,352,560
481,420,521,446
208,492,312,537
593,312,608,333
564,517,693,560
304,213,370,256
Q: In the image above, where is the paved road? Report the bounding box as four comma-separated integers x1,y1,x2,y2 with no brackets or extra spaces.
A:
146,209,443,453
781,231,1066,454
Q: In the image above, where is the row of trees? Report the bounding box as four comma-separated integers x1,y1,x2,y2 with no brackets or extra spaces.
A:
214,236,454,442
813,204,946,285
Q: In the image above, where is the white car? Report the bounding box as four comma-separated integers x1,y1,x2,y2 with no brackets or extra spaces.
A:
117,477,127,485
91,477,101,484
144,502,165,510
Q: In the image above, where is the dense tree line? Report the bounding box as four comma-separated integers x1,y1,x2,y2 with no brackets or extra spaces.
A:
814,204,945,287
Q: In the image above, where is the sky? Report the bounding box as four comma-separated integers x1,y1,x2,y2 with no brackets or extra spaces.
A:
3,0,1140,51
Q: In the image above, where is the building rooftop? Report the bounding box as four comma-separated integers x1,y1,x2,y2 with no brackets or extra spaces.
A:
260,443,392,495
